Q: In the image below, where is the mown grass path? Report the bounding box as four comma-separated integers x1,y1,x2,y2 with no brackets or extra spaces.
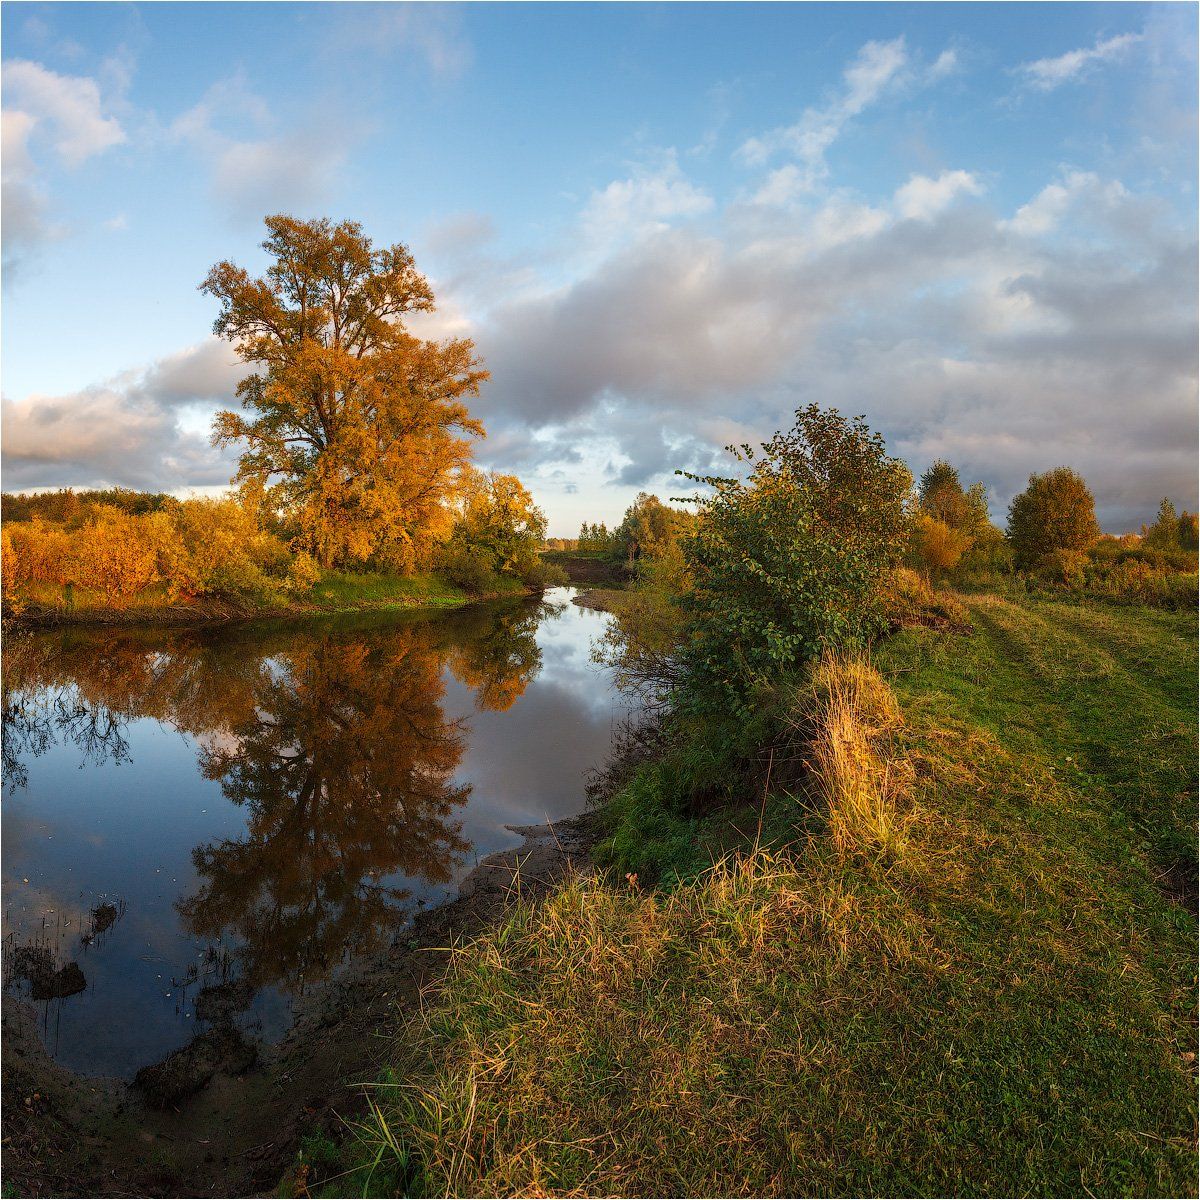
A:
883,593,1198,904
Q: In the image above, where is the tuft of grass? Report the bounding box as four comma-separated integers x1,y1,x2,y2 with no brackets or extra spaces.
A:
334,605,1197,1197
803,655,912,860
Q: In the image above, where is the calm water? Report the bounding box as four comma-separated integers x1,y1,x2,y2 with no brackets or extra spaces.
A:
1,589,622,1079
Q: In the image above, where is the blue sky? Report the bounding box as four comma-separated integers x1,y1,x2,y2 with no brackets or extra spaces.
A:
3,2,1196,532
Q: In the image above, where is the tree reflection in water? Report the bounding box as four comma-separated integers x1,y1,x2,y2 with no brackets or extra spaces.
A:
2,600,549,1002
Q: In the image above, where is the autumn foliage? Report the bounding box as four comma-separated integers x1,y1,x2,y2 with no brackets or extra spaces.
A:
204,215,487,571
2,498,289,608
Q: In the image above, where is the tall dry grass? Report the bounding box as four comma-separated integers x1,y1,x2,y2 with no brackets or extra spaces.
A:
803,654,913,859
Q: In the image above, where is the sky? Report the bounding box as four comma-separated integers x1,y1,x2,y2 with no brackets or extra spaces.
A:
2,1,1196,534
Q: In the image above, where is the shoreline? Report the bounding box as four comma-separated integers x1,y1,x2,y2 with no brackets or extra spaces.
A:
1,812,599,1199
2,583,542,632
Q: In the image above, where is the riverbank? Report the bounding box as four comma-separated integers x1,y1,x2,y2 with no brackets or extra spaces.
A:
323,591,1197,1197
1,815,599,1198
2,570,532,630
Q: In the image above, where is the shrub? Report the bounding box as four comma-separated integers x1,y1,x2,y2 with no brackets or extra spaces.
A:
436,542,500,595
909,514,971,579
678,404,911,712
286,551,322,592
516,556,569,591
2,498,289,607
1037,548,1088,588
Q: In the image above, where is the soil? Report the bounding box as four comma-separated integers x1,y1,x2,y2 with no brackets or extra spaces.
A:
1,813,597,1198
549,554,629,587
571,588,626,614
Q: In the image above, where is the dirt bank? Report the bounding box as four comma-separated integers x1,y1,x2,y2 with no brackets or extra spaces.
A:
571,588,631,614
544,554,628,587
1,814,597,1199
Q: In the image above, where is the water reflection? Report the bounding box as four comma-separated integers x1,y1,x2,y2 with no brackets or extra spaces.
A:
181,630,473,991
1,598,591,1074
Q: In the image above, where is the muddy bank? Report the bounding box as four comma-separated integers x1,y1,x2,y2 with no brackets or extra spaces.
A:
572,588,630,614
545,554,628,587
1,814,597,1199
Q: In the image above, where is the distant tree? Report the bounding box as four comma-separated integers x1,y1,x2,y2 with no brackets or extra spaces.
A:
1143,498,1182,549
1179,511,1199,551
917,460,989,536
203,215,487,570
1006,467,1099,570
613,493,694,568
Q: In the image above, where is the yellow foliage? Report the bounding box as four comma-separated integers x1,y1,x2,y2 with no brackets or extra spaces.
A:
2,498,289,608
910,513,971,578
205,217,488,570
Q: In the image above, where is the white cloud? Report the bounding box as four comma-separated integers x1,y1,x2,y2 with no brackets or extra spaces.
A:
2,59,125,165
1017,32,1143,91
737,37,908,187
895,170,983,221
2,339,248,491
452,164,1195,532
1003,171,1128,236
1,60,126,276
170,76,347,223
581,154,714,251
927,49,961,81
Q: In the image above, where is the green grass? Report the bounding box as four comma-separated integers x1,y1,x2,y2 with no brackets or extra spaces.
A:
878,593,1198,898
315,592,1196,1198
303,570,484,610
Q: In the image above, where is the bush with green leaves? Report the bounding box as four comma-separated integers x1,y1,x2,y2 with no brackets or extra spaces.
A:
435,541,501,595
677,404,911,712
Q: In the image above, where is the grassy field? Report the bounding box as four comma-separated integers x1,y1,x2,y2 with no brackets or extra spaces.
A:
311,592,1196,1198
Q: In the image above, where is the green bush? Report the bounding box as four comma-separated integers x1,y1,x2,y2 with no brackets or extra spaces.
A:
678,404,911,713
435,542,501,595
517,555,569,590
1037,548,1088,588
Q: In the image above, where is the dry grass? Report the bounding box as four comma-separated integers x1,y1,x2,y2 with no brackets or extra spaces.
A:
803,655,912,859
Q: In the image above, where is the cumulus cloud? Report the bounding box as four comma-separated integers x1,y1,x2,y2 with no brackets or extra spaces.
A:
170,76,347,223
1002,170,1129,237
1017,32,1143,91
1,59,126,276
582,154,715,251
454,155,1195,530
2,339,248,491
2,59,125,165
894,170,983,221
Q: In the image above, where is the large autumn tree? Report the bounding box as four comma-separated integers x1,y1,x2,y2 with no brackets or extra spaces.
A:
203,215,488,570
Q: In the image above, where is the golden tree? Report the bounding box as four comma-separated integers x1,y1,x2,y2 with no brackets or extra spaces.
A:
203,215,488,570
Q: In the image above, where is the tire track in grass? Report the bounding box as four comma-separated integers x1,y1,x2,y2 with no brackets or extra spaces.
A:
965,595,1197,899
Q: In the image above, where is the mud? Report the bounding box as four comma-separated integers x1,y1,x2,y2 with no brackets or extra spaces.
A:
1,813,596,1198
10,947,88,1001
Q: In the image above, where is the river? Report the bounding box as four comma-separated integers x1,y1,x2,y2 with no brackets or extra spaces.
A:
1,589,622,1083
